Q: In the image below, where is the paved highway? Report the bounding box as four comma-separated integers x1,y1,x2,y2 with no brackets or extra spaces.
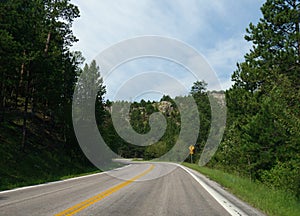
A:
0,162,264,216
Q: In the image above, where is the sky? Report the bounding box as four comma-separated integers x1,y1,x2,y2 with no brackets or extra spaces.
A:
70,0,264,101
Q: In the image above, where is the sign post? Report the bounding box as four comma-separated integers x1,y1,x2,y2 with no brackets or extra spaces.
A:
189,145,195,163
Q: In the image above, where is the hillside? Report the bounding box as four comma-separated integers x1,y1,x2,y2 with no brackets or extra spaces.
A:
0,113,96,191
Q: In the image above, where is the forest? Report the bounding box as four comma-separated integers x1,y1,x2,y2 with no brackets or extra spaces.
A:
0,0,299,198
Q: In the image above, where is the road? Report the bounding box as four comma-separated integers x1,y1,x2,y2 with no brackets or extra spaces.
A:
0,162,264,216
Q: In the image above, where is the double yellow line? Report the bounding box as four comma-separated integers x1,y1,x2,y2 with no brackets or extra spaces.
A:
55,164,155,216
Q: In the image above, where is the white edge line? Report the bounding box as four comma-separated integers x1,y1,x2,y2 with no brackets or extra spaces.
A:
177,164,248,216
144,161,248,216
0,164,131,194
136,160,248,215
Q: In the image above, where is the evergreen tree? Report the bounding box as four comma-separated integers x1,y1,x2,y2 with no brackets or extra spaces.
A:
190,81,211,162
0,0,81,149
214,0,300,196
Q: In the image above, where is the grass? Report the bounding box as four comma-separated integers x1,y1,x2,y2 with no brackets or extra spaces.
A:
182,162,300,216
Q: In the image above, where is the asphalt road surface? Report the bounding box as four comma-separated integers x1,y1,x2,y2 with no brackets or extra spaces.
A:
0,162,265,216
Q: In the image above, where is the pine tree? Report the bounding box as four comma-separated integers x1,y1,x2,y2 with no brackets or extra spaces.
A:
215,0,300,196
0,0,81,150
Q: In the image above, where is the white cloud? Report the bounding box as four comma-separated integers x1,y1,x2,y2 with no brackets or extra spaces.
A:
204,35,253,89
70,0,263,99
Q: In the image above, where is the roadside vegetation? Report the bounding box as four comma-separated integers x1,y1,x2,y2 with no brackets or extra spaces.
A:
0,0,99,191
208,0,300,199
0,118,98,191
0,1,299,213
101,0,300,202
183,163,300,216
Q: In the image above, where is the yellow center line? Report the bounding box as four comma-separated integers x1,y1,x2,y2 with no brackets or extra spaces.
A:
54,164,155,216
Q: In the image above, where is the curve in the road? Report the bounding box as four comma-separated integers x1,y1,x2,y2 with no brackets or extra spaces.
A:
55,164,155,216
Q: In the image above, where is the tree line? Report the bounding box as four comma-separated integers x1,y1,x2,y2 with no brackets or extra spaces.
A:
97,82,212,162
96,0,300,197
0,0,83,151
211,0,300,197
0,0,299,198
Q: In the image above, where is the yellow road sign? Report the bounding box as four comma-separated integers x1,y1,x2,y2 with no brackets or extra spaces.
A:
189,145,195,154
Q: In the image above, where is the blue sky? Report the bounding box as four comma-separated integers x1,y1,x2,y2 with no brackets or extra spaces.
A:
70,0,264,101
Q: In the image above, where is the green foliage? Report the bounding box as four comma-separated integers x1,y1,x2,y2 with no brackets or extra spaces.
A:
260,160,300,196
190,80,207,96
211,0,300,197
0,116,96,191
100,89,212,162
0,0,82,150
144,141,168,159
0,0,97,188
183,163,300,216
189,81,211,162
2,0,298,203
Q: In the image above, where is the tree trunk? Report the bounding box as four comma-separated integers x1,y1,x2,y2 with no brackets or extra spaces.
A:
15,61,25,108
44,31,51,56
21,65,31,151
247,155,252,181
14,81,19,109
0,73,5,123
293,0,300,59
